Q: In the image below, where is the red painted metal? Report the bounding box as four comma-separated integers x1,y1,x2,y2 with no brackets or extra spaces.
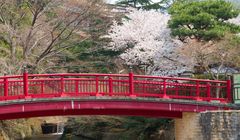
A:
196,81,200,101
0,72,231,104
60,76,64,95
0,99,229,120
109,77,113,96
129,72,134,96
0,109,183,120
4,78,8,97
23,72,28,97
163,79,168,98
95,76,99,95
206,82,211,101
75,80,79,94
227,79,232,102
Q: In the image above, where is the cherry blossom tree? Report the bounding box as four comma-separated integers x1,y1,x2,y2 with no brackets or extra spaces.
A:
106,9,192,75
228,14,240,26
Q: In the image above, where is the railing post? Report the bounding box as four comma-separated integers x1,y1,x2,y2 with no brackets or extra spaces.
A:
41,81,44,95
60,76,65,97
206,82,211,101
129,72,135,97
163,79,169,98
4,77,8,98
75,80,79,95
227,77,232,103
109,77,113,96
96,76,101,96
23,71,29,98
196,81,201,101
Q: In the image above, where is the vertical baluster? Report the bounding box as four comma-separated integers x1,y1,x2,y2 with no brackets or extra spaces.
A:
41,81,44,96
75,80,79,96
206,82,211,102
4,78,8,98
96,76,101,96
196,81,201,101
129,72,135,97
163,79,169,98
109,77,113,96
60,76,65,97
23,71,29,98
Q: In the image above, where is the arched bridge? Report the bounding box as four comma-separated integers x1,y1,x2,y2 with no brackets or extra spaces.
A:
0,72,233,120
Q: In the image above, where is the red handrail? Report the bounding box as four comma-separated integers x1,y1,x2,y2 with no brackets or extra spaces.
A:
0,72,232,103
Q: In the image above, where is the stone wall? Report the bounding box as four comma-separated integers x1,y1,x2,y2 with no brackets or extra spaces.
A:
175,111,240,140
175,113,202,140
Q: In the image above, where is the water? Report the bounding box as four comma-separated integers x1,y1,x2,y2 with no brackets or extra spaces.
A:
24,134,62,140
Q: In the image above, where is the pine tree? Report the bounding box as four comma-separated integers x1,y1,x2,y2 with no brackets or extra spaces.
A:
168,0,240,41
117,0,172,10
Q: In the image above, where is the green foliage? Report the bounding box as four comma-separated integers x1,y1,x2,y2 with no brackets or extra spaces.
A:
117,0,172,10
62,39,121,73
194,74,226,80
67,40,121,61
168,0,240,41
227,0,240,9
45,11,58,21
70,40,95,53
0,39,10,57
0,1,32,27
62,116,173,140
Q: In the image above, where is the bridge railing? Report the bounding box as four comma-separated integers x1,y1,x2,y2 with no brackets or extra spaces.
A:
0,72,232,103
133,75,231,103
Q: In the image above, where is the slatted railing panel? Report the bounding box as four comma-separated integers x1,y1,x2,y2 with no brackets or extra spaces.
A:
0,73,231,103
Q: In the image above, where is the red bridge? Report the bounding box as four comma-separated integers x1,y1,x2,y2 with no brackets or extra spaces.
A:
0,72,233,120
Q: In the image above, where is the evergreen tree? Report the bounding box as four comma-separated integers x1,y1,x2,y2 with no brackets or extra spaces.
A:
168,0,240,41
117,0,172,10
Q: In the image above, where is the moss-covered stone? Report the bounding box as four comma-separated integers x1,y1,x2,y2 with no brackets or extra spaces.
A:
0,118,42,140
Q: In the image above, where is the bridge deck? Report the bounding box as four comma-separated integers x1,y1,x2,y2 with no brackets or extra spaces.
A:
0,72,233,119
